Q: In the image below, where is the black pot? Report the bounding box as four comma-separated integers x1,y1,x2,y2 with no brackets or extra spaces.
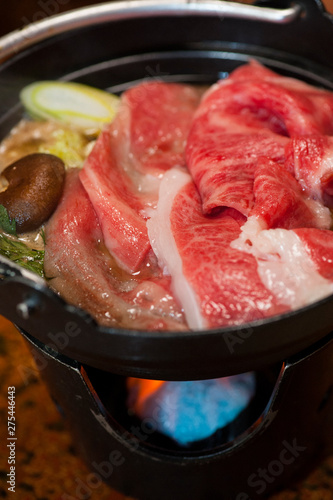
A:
1,1,333,498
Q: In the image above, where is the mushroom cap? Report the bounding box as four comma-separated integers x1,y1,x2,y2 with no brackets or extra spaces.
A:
0,153,65,233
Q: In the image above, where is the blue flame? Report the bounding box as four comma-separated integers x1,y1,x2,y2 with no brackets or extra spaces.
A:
128,372,256,446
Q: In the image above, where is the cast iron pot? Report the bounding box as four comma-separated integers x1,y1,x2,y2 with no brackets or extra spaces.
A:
1,2,333,499
0,0,332,380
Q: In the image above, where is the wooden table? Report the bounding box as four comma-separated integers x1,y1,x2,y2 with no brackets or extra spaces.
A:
1,1,333,499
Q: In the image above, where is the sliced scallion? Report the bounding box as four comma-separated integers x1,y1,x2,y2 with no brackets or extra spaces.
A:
20,81,120,132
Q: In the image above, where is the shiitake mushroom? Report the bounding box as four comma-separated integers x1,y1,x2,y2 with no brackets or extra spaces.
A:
0,153,65,233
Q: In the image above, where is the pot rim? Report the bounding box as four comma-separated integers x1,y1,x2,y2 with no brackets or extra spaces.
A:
0,0,302,63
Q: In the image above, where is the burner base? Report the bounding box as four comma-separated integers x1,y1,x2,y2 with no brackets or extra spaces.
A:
19,329,333,500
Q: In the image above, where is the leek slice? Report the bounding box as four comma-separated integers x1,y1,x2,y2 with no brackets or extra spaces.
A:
20,81,120,132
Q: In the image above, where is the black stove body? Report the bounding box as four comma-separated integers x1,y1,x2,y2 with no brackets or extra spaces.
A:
22,329,333,500
0,1,333,498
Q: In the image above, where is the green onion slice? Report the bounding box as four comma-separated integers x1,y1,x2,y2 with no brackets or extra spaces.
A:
20,81,120,132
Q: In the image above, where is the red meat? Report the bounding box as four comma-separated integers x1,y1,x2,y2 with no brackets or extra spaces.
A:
285,135,333,207
44,170,187,330
147,168,288,329
124,81,201,174
251,157,331,230
79,125,151,273
186,62,333,217
80,81,201,273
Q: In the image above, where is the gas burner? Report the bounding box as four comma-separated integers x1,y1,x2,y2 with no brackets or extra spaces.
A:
22,328,333,500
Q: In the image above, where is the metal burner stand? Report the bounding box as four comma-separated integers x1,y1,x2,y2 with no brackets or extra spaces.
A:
21,329,333,500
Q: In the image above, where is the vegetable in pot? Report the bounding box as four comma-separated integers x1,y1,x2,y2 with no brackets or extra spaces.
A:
0,231,45,277
38,128,89,168
0,153,66,233
20,81,120,133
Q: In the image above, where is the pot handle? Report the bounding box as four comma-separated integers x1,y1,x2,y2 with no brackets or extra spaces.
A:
196,0,332,24
0,0,324,63
196,0,303,23
253,0,329,15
